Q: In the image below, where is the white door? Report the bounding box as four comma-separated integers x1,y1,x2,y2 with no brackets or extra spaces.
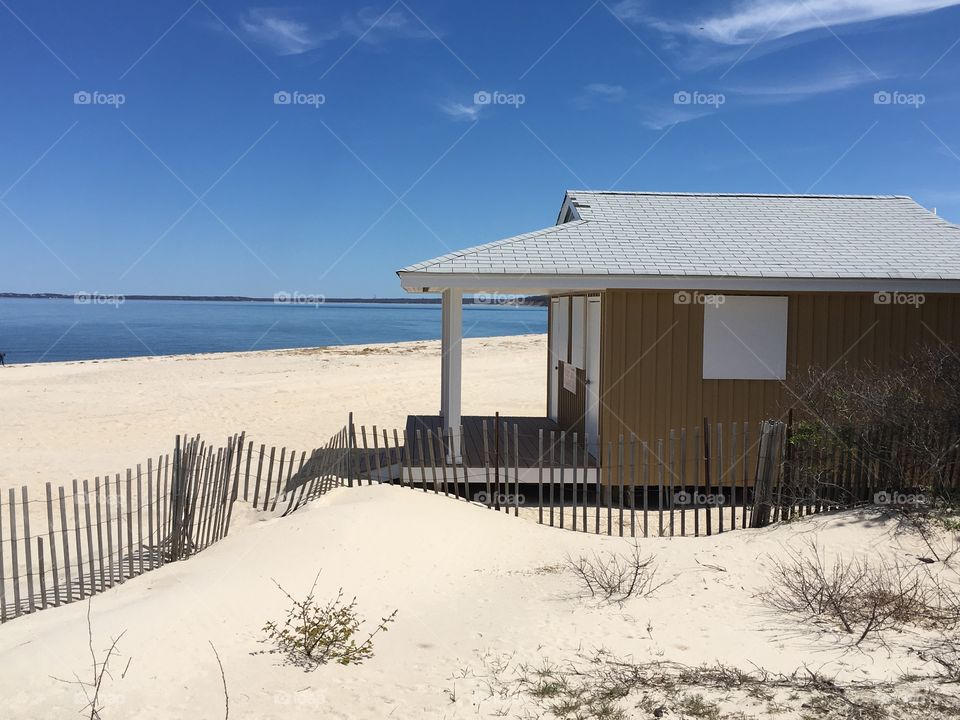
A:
548,297,569,422
584,297,601,456
570,296,586,369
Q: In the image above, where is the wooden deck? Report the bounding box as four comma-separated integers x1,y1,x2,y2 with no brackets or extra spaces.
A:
404,415,598,469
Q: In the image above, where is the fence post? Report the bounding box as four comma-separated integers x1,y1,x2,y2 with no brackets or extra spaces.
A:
171,435,182,559
780,409,793,521
346,413,355,488
493,411,500,512
751,421,780,528
703,418,712,536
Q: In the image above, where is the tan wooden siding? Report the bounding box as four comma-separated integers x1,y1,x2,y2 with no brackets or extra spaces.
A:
599,290,960,484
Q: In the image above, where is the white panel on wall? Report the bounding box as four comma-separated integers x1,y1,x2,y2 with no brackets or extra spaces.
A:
570,296,586,369
552,297,569,366
703,296,788,380
548,297,569,421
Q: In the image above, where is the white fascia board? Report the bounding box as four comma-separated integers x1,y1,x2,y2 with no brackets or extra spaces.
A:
397,271,960,295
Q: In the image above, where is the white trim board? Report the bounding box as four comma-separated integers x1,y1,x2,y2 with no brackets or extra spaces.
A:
398,271,960,295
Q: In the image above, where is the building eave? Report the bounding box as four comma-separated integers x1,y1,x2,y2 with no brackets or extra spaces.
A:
397,271,960,295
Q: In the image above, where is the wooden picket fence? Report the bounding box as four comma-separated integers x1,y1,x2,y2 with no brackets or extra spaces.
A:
343,417,788,538
344,415,960,538
0,424,351,623
3,412,955,625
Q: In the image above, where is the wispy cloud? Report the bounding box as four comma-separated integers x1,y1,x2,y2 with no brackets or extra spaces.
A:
655,0,960,46
731,67,885,100
574,82,627,107
239,9,328,55
440,101,481,121
609,0,646,24
639,66,883,129
640,105,714,130
238,5,435,56
340,6,433,44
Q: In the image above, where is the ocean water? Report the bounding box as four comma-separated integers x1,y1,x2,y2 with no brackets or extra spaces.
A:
0,299,546,364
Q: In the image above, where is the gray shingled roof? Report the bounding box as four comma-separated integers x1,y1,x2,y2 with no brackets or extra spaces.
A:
399,192,960,280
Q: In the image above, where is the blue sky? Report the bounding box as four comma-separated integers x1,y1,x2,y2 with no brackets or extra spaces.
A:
2,0,959,297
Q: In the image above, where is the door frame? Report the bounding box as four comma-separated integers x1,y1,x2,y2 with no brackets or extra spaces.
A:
584,295,602,457
547,297,569,422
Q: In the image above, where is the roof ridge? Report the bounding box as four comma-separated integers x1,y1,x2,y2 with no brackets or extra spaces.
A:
567,190,910,200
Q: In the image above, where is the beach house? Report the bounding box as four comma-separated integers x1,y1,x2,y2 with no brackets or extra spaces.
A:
397,191,960,474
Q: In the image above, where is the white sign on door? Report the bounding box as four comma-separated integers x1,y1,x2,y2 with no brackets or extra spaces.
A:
563,363,577,393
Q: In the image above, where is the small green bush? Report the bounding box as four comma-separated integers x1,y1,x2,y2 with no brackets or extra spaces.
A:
259,573,397,670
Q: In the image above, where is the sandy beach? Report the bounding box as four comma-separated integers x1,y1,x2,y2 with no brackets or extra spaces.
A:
0,484,953,719
0,334,546,491
0,334,958,719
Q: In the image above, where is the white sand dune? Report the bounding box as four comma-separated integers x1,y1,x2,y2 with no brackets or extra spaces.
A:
0,334,547,492
0,483,945,719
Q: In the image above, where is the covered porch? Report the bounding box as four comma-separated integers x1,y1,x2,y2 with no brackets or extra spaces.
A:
415,286,602,466
404,414,597,468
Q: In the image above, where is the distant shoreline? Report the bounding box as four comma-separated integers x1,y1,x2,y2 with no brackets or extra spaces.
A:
0,293,549,306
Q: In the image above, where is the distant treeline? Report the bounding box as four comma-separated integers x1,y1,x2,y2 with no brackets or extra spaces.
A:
0,292,549,306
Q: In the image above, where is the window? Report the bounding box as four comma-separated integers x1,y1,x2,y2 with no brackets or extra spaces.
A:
702,296,788,380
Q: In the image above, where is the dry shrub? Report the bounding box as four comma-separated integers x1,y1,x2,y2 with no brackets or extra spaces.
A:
468,649,960,720
259,573,397,670
762,540,956,644
784,343,960,502
566,542,667,603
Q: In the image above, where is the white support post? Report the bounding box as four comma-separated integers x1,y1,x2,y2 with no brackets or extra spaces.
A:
440,288,463,462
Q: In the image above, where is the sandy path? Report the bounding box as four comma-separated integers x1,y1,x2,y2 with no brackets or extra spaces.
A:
0,334,546,491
